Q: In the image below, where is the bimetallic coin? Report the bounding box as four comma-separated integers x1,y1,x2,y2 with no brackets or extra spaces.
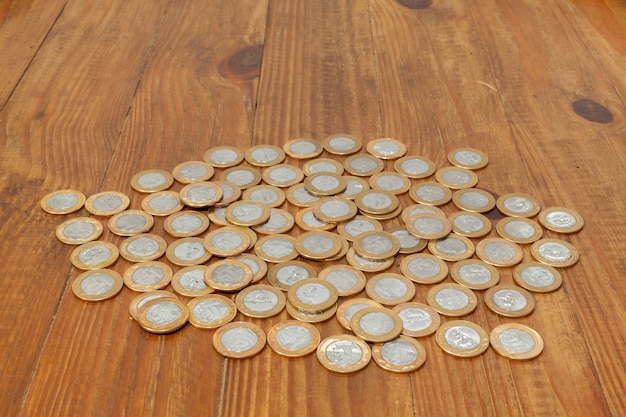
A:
72,269,123,301
401,204,446,223
233,254,268,283
286,300,338,323
288,278,339,313
317,334,371,373
336,298,384,330
513,262,563,293
337,176,370,200
490,323,544,360
235,284,286,318
207,207,229,226
70,241,119,270
84,191,130,216
531,238,579,267
55,217,103,245
345,247,394,273
435,167,478,189
267,320,321,357
366,273,416,306
365,138,407,159
220,166,262,190
267,261,317,291
303,158,345,176
485,285,535,317
118,233,167,262
213,181,243,207
204,259,253,292
368,172,411,195
400,253,449,284
129,290,177,321
202,226,251,257
171,160,215,184
393,155,436,179
312,197,358,223
409,181,453,206
187,294,237,329
343,153,385,176
392,302,441,337
130,169,174,193
389,227,427,254
295,230,342,260
354,189,399,215
242,184,286,208
372,336,427,373
225,200,271,226
252,208,295,234
137,297,189,334
452,188,496,213
283,138,323,159
141,191,183,216
163,210,210,237
123,261,172,292
405,213,452,240
353,230,400,261
318,265,366,297
447,148,489,170
538,206,584,233
108,210,154,236
496,216,543,244
359,203,403,221
40,189,86,214
254,234,298,263
202,145,245,168
496,193,541,218
262,164,305,188
165,237,212,266
427,283,478,317
447,211,492,238
336,215,382,241
212,322,266,359
351,307,403,343
428,233,475,262
322,134,362,155
304,172,347,196
450,259,500,290
244,144,286,167
286,183,321,207
476,238,524,267
171,265,213,297
179,181,223,208
436,320,489,358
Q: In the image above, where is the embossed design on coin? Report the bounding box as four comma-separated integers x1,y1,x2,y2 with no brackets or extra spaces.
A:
531,238,579,267
137,297,189,334
213,322,266,358
393,155,436,178
436,320,489,358
131,169,174,193
343,153,385,176
203,146,244,167
409,181,452,206
366,273,416,306
392,302,441,337
283,138,323,159
450,259,500,290
244,144,285,166
163,210,210,237
538,206,584,233
447,148,488,170
323,134,362,155
123,261,172,292
485,285,535,317
108,210,154,236
254,234,298,263
141,191,183,216
187,294,237,329
236,285,286,318
72,269,123,301
85,191,130,216
166,237,211,266
372,336,427,373
427,283,477,316
400,253,449,284
513,262,562,293
496,193,541,218
70,241,119,270
316,335,371,373
268,320,321,357
428,233,475,262
172,160,215,183
490,323,544,360
366,138,407,159
476,238,523,267
56,217,103,245
351,307,403,343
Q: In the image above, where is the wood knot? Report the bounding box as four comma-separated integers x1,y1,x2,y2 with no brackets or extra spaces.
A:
220,45,263,80
396,0,432,9
572,99,613,124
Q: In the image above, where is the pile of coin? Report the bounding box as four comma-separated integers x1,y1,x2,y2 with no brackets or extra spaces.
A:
41,136,584,373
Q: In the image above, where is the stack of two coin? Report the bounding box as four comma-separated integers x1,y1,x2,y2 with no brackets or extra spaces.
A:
285,278,339,323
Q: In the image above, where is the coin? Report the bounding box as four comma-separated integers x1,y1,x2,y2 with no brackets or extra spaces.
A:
484,284,535,317
490,323,544,360
496,216,543,244
224,200,271,226
538,206,584,233
392,302,441,337
171,160,215,184
283,138,323,159
137,297,189,334
286,183,321,207
400,203,446,223
254,234,298,263
334,177,368,201
372,336,427,373
352,230,400,260
267,320,321,357
207,207,229,226
447,148,488,170
179,181,223,208
316,334,371,373
70,241,119,270
203,226,251,257
302,157,345,176
476,238,524,267
233,253,268,283
400,253,449,284
351,307,403,343
295,230,343,260
426,283,478,317
212,322,266,359
436,320,489,358
450,259,500,290
435,166,478,189
212,180,243,207
393,155,436,178
130,169,174,193
40,189,86,214
496,193,541,218
447,211,492,238
336,298,384,330
252,208,295,234
409,181,452,206
318,265,366,297
322,134,362,155
242,184,286,208
71,269,123,301
512,262,563,293
165,237,212,266
345,247,394,272
262,164,305,188
244,144,286,167
365,273,416,306
287,278,339,314
140,191,183,216
84,191,130,216
336,215,382,241
405,213,452,240
119,233,167,262
354,189,399,215
285,300,338,323
55,217,103,245
343,153,385,176
187,294,237,329
427,233,475,262
312,197,358,223
366,138,407,159
267,261,318,291
129,290,178,321
108,210,154,236
202,145,245,167
303,172,347,196
324,235,350,261
235,284,287,318
163,210,210,237
531,238,579,267
204,259,253,292
368,172,412,195
452,188,496,213
171,265,213,297
220,166,262,189
359,203,403,221
123,261,173,292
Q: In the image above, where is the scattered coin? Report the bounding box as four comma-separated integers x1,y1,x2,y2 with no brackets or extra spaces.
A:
72,269,123,301
165,237,212,266
345,247,395,272
129,290,178,321
452,188,496,213
233,254,268,283
538,206,584,233
119,233,167,262
55,217,103,245
409,181,452,206
252,208,295,234
368,171,412,195
476,237,524,267
70,241,119,270
447,211,492,238
353,230,400,260
365,273,416,306
450,259,500,290
262,164,305,188
163,210,210,237
285,300,338,323
484,284,535,317
235,284,287,318
212,322,267,358
84,191,130,216
303,157,345,176
427,233,475,262
496,216,543,244
187,294,237,329
512,262,563,293
204,259,253,292
447,148,488,170
336,298,384,330
304,172,347,196
213,181,243,207
286,184,322,207
171,160,215,184
242,184,286,208
130,169,174,193
366,138,407,159
372,336,427,373
244,144,286,167
354,189,399,215
435,166,478,189
435,320,489,358
41,189,86,214
401,203,446,223
316,334,371,373
267,320,321,357
140,191,183,216
220,166,262,189
317,265,366,297
496,193,541,218
388,226,427,254
123,261,172,292
336,215,382,241
337,176,370,199
171,265,213,297
224,200,271,226
203,145,245,167
343,153,385,176
400,253,449,284
203,226,251,257
312,197,358,223
393,155,436,178
179,181,223,208
531,238,580,267
490,323,544,360
108,210,154,236
283,138,323,159
287,278,339,314
137,297,189,334
295,230,343,260
392,302,441,337
405,213,452,240
426,283,478,317
351,307,403,343
253,234,298,263
322,134,362,155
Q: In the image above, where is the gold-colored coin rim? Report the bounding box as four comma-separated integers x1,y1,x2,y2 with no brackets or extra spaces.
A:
512,262,563,293
350,307,403,343
312,197,358,223
405,212,453,240
213,180,243,207
435,166,479,190
283,138,324,159
490,323,544,360
70,240,120,270
303,172,347,196
203,259,253,292
71,269,123,301
187,294,237,329
426,283,478,317
130,169,174,193
287,278,339,313
372,336,427,373
170,265,214,297
224,199,271,226
235,284,287,318
165,237,212,266
244,144,286,167
435,320,490,358
220,166,262,190
449,259,500,290
163,210,210,238
251,208,295,235
399,253,449,284
336,298,384,330
345,247,395,273
393,155,436,179
316,334,372,373
530,238,580,267
322,134,363,155
495,216,543,244
343,153,385,176
253,234,299,263
354,189,399,214
318,265,367,297
359,203,403,221
179,181,224,208
84,191,130,216
207,207,229,226
202,226,251,257
475,237,524,267
202,145,245,167
267,320,321,357
267,260,318,291
451,188,496,213
129,290,178,321
140,191,184,216
286,183,322,207
391,302,441,337
336,215,383,241
40,188,86,214
302,157,345,176
118,233,167,262
108,210,155,236
408,181,453,206
171,160,215,184
337,175,371,199
484,284,536,318
537,206,585,233
242,184,286,208
495,193,541,218
368,171,412,195
401,203,447,223
365,273,417,306
352,230,401,260
285,300,337,323
447,211,493,238
137,297,189,334
233,253,268,283
294,230,343,260
427,233,476,262
212,321,267,359
55,217,104,245
365,138,407,160
262,164,305,188
294,207,336,231
447,147,489,170
122,260,173,292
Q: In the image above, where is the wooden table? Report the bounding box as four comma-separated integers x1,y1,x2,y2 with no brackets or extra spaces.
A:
1,0,625,416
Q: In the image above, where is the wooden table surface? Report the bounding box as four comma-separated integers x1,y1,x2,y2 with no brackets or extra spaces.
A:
1,0,625,416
